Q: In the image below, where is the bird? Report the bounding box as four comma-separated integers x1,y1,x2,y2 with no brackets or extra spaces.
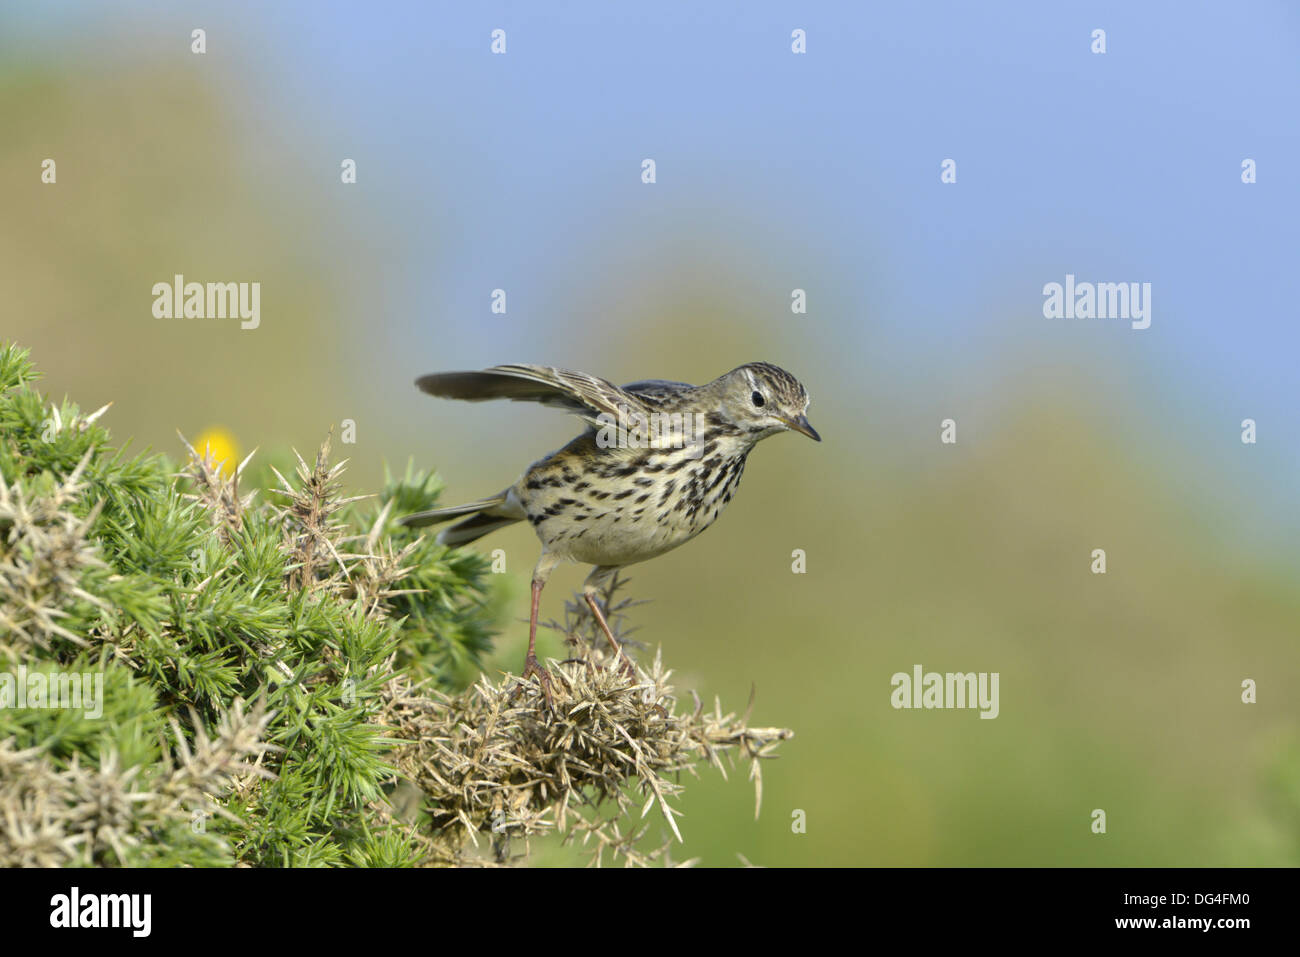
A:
401,362,820,703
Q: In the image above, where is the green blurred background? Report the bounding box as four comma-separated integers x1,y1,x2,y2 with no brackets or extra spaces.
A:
3,2,1298,865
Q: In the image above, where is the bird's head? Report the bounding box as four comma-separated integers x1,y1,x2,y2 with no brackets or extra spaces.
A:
715,362,820,443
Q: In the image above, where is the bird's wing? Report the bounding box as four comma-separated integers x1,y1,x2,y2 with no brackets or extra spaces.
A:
416,364,649,427
620,378,696,409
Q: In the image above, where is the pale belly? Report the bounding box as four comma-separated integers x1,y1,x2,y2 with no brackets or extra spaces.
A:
559,512,699,566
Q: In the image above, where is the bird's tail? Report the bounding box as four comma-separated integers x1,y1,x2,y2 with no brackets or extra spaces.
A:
400,491,523,547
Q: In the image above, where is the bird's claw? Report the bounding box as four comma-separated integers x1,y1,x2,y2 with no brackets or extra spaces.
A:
520,653,555,707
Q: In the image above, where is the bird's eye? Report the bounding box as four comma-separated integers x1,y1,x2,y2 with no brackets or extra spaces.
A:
751,391,765,408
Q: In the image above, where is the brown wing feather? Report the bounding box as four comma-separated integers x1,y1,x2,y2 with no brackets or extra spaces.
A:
416,364,646,426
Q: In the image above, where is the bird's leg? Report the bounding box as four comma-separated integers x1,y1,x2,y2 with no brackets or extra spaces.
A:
520,553,561,706
584,593,636,678
583,567,636,678
521,579,553,705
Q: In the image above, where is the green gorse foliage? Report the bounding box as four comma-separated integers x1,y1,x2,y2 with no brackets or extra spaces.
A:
0,342,498,866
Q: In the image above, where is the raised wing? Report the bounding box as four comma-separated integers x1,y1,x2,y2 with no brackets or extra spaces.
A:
416,364,649,427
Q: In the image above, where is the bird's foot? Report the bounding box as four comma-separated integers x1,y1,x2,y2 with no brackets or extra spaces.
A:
519,653,555,707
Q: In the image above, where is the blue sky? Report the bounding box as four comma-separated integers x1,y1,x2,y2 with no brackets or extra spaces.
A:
12,2,1296,383
233,1,1298,403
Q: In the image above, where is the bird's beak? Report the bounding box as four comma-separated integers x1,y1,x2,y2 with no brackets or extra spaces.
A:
785,414,821,442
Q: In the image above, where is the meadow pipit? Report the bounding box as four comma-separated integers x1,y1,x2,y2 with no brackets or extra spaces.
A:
402,362,820,702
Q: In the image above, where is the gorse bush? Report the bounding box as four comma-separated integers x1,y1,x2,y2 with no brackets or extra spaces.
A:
0,342,498,866
0,342,789,867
